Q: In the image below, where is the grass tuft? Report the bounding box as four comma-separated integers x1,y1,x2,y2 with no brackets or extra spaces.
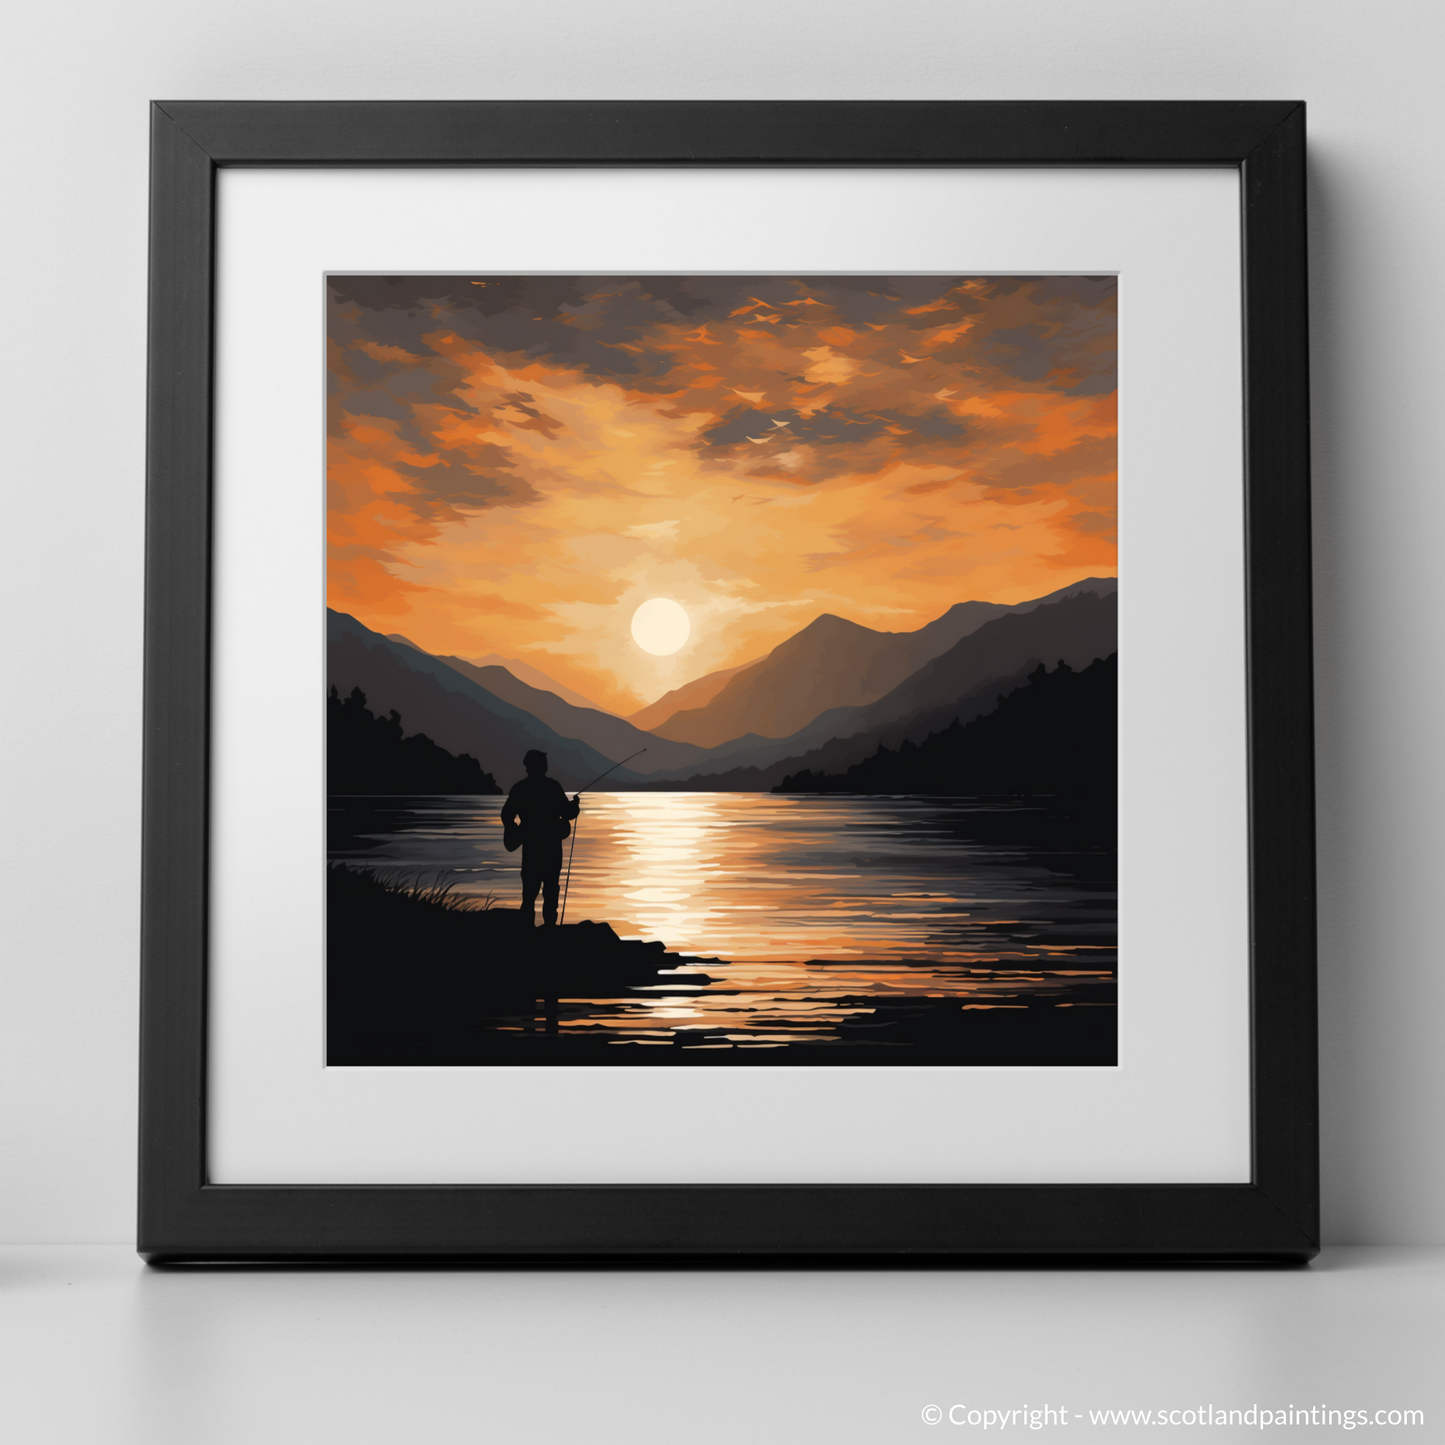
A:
329,862,498,914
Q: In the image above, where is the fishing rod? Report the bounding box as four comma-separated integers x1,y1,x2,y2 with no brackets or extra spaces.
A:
575,748,647,796
559,748,646,925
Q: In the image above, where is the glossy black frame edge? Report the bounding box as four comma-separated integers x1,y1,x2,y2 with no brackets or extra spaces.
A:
140,100,1317,1264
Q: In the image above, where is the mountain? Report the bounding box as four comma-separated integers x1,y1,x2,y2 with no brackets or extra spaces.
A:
328,610,645,790
776,653,1117,796
383,632,611,713
332,582,1116,793
635,672,1037,792
648,577,1115,748
462,652,610,714
843,589,1117,740
433,656,711,775
636,590,1117,790
626,657,763,733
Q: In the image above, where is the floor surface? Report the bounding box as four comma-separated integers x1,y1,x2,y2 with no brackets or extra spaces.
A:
1,1246,1440,1442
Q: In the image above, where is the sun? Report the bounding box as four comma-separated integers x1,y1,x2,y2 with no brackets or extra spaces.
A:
631,598,691,656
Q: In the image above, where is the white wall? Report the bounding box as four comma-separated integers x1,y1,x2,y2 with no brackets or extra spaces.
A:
1,0,1439,1245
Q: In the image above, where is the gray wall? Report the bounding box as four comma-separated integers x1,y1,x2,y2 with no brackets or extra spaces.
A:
1,0,1439,1244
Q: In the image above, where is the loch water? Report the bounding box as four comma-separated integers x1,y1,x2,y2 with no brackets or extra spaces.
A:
329,792,1116,1056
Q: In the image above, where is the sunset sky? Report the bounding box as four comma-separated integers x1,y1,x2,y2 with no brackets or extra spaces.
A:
326,274,1116,712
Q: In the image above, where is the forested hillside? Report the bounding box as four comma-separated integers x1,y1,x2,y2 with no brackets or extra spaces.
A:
774,654,1116,798
328,685,502,795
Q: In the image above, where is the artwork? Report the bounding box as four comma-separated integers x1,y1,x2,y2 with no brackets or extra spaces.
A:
325,273,1118,1067
143,100,1315,1263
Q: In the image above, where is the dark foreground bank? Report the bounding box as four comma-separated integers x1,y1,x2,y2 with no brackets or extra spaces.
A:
327,864,1116,1067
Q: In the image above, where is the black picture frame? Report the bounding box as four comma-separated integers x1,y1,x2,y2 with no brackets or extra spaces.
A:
140,100,1316,1263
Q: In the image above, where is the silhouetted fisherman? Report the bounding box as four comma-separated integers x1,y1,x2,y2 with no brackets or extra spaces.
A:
501,750,580,927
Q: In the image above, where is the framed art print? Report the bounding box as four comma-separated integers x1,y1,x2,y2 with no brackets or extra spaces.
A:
141,102,1317,1261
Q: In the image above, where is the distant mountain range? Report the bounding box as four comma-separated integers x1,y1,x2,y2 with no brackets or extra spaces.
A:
387,634,608,713
432,655,710,774
647,577,1115,748
635,588,1117,790
626,657,762,733
329,576,1116,794
332,613,646,790
462,651,610,714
